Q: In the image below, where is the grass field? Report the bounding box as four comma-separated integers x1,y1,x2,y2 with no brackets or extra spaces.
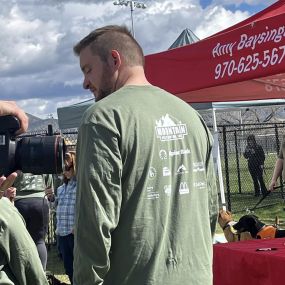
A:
219,151,285,213
221,152,278,194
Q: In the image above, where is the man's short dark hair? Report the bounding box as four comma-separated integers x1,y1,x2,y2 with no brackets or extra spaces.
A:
73,25,144,66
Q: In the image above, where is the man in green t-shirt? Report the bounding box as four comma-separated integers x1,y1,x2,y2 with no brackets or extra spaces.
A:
73,25,218,285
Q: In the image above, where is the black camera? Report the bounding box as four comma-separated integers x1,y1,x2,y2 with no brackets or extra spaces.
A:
0,115,66,176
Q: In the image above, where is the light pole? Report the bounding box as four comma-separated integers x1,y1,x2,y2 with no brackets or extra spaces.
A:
113,0,147,38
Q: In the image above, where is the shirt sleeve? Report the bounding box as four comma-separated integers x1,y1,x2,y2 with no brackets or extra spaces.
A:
0,199,48,285
206,134,218,237
199,117,218,238
243,146,250,159
259,145,265,164
74,122,122,285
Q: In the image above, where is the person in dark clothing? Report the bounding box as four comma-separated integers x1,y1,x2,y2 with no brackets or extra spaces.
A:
14,172,53,270
244,134,267,196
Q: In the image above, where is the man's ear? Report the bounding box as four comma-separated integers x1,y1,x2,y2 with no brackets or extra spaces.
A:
110,50,121,69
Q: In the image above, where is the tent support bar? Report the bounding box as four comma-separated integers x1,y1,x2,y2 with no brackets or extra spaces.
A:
212,108,226,211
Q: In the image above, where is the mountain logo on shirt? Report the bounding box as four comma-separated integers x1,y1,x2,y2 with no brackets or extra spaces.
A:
155,114,188,141
177,164,188,174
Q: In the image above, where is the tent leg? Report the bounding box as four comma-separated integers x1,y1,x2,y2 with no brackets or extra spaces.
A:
212,108,226,211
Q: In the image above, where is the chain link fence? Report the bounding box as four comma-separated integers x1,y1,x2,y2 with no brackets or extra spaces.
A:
24,121,285,243
216,122,285,214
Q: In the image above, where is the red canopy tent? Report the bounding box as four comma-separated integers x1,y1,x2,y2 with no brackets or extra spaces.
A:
145,0,285,103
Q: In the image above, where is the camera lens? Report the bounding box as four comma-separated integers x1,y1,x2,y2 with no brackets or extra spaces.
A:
15,135,66,174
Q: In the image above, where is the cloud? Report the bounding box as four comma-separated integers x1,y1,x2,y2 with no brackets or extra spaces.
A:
194,5,249,39
212,0,275,7
17,93,93,119
0,6,65,76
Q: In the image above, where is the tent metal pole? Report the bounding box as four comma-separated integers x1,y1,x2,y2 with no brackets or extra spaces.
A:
212,108,227,211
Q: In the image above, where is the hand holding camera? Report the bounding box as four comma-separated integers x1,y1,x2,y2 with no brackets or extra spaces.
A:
0,115,66,176
0,101,28,134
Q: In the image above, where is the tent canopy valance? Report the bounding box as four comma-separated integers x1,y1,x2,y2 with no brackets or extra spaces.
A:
145,1,285,103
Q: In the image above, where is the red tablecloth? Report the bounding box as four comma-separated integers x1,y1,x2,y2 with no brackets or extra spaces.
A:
213,237,285,285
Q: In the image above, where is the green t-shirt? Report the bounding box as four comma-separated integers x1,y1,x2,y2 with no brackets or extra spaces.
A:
74,85,218,285
14,172,53,199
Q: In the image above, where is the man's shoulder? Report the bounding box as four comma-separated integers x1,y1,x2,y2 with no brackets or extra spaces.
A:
81,85,198,128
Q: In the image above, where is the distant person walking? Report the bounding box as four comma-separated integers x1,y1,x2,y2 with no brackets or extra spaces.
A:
244,134,267,197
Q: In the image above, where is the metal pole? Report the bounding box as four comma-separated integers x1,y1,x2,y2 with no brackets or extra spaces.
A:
113,0,147,38
130,1,135,37
212,108,227,211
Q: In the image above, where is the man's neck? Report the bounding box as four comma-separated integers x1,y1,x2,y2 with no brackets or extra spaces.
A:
117,66,151,89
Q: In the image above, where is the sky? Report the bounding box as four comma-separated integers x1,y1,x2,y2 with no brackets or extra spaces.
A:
0,0,276,119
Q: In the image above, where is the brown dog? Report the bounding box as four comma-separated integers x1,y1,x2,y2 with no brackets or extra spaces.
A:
218,210,285,242
218,210,252,242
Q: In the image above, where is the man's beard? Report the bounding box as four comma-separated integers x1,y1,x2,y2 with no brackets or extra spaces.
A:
96,88,112,102
95,65,115,102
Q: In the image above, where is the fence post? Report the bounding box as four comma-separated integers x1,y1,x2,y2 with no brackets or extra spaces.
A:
223,125,231,211
275,124,284,199
234,130,242,194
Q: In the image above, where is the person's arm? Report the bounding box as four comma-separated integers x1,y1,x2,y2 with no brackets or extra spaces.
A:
0,101,28,134
74,122,122,285
207,153,218,237
261,146,265,163
44,174,55,201
0,199,48,285
269,158,283,191
257,145,265,166
203,123,218,237
199,116,218,237
243,145,250,159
